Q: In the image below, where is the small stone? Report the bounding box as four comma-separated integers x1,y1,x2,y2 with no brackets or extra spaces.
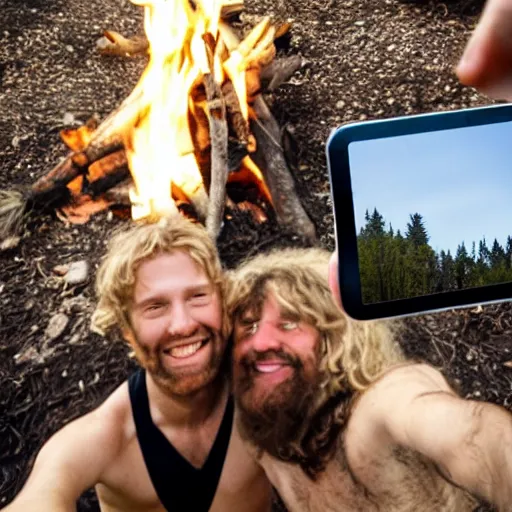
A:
0,236,20,251
14,346,40,365
53,264,69,276
335,100,345,109
62,112,75,125
68,333,81,345
44,313,69,341
354,20,365,26
62,369,68,378
65,260,89,285
387,44,396,51
78,380,85,393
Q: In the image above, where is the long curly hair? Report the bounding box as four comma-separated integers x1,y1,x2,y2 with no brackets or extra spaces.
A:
226,247,404,477
91,215,226,337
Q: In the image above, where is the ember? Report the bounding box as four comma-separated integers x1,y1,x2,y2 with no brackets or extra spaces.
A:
0,0,315,244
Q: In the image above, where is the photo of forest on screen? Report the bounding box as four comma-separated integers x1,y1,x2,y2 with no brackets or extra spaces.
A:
358,208,512,304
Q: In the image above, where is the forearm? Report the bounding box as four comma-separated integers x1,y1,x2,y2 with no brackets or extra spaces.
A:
444,401,512,510
4,488,77,512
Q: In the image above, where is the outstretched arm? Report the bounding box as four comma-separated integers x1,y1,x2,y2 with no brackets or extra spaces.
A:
4,401,122,511
370,364,512,509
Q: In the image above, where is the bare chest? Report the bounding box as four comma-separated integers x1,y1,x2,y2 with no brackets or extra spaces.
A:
260,445,477,512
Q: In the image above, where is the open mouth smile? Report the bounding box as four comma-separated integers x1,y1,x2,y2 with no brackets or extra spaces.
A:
254,361,289,373
163,338,209,360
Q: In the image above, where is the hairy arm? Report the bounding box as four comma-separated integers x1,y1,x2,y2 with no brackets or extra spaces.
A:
4,399,123,512
371,364,512,510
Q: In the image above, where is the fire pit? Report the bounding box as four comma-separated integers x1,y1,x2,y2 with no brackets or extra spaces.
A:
0,0,315,246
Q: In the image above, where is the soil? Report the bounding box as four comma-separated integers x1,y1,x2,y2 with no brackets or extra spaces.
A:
0,0,509,511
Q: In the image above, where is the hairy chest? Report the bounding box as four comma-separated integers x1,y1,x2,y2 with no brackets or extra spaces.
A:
260,443,477,512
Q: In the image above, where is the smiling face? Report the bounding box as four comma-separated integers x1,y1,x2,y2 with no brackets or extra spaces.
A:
233,291,320,415
127,250,226,396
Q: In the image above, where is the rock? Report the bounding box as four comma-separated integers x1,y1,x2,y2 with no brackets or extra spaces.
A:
53,264,69,276
1,236,21,251
65,260,89,285
62,112,75,125
44,313,69,341
14,346,41,365
68,333,82,345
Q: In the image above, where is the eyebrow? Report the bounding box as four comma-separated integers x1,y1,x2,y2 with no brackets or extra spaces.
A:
133,283,214,308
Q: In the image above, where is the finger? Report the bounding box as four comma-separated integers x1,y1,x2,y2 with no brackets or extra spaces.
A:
328,251,343,310
456,0,512,100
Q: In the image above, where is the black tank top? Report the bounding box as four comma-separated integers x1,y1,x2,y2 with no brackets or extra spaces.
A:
128,369,234,512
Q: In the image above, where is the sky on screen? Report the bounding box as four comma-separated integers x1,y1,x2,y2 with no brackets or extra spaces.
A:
349,121,512,255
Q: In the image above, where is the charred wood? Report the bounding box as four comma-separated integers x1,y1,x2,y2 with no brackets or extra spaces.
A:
203,33,229,240
251,96,316,242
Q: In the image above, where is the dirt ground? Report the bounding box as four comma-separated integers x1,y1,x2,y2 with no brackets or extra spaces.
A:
0,0,510,510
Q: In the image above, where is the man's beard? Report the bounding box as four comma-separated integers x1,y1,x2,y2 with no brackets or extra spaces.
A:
234,349,320,462
134,328,227,396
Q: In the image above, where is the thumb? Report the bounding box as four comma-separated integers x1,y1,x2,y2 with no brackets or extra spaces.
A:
456,0,512,100
328,251,343,310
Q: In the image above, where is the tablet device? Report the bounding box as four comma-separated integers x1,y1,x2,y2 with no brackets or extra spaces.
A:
327,104,512,320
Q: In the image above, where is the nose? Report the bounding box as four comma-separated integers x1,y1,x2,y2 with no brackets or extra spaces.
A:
249,322,281,353
167,301,198,338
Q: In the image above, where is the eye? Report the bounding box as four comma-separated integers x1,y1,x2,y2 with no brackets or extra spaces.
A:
190,290,211,304
280,321,298,331
247,322,259,335
144,303,165,315
237,319,258,338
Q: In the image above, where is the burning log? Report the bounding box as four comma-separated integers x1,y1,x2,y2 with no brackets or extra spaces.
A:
220,20,316,241
251,96,316,242
0,87,143,241
97,0,244,57
0,0,315,244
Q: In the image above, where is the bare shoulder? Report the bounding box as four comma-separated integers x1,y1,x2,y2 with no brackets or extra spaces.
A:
41,379,132,473
362,362,454,406
347,364,456,451
5,380,132,511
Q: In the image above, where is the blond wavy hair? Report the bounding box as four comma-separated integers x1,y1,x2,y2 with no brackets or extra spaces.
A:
226,247,404,395
91,215,225,336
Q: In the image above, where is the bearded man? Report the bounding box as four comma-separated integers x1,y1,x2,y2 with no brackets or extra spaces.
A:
5,215,271,512
227,247,512,511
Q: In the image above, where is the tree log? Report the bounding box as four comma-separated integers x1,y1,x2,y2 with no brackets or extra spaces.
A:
250,96,316,242
259,55,304,92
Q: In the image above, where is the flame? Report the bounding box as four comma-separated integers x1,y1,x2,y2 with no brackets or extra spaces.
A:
124,0,273,221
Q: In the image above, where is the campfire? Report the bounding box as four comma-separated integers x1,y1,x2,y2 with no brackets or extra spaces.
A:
0,0,315,246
